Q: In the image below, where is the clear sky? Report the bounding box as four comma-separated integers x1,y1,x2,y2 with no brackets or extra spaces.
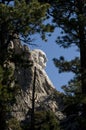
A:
29,28,79,92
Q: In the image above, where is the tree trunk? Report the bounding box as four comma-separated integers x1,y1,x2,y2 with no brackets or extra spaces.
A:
0,23,9,64
30,66,36,130
78,2,86,94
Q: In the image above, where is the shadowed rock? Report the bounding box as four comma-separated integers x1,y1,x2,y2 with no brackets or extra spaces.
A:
6,37,64,121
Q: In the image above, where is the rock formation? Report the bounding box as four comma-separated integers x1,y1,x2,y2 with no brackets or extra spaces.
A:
5,36,64,122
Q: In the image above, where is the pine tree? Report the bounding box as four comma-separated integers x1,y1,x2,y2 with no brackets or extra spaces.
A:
23,110,60,130
0,0,52,60
39,0,86,93
0,65,19,129
54,0,85,129
0,0,54,129
39,0,86,129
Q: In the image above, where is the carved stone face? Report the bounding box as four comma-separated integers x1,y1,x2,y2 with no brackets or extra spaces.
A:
31,49,47,69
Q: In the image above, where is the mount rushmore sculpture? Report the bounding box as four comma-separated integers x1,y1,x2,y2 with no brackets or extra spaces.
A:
6,38,64,121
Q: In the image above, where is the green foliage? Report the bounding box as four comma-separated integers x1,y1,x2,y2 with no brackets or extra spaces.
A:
47,0,86,129
50,0,86,96
23,110,60,130
53,56,80,74
0,0,55,129
51,0,86,47
53,56,82,96
50,0,86,92
0,65,17,108
0,65,4,82
35,110,60,130
0,0,54,43
0,65,20,130
7,118,22,130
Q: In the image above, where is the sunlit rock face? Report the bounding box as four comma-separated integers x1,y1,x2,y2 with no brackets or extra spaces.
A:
7,37,64,121
31,49,55,89
31,49,47,69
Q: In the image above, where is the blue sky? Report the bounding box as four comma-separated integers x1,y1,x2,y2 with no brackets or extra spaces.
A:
29,28,79,92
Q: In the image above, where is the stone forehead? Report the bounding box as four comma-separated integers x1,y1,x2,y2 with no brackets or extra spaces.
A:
32,49,47,57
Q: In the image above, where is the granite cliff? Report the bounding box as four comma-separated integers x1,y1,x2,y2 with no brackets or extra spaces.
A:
4,34,64,123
